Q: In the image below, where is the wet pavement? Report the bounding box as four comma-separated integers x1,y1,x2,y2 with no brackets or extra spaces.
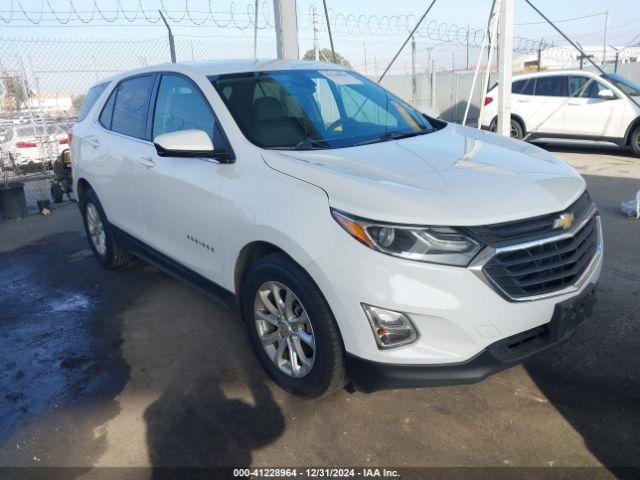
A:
0,147,639,477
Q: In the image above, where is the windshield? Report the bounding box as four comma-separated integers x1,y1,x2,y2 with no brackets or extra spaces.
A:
210,69,435,150
603,73,640,96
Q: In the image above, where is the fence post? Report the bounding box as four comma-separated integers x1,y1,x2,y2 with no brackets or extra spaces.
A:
159,10,176,63
411,36,417,105
430,60,436,110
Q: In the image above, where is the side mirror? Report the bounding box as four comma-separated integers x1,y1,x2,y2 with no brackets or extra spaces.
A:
153,129,214,157
597,89,617,100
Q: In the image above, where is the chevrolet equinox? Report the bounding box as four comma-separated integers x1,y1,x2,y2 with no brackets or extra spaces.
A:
71,60,603,397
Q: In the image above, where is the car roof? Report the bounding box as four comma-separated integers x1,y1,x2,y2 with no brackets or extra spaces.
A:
511,70,601,81
95,59,349,87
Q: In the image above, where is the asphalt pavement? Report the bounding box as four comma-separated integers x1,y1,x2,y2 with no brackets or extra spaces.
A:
0,144,639,478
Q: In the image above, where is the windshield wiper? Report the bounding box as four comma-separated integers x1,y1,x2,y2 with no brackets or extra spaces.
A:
291,139,331,150
353,129,433,147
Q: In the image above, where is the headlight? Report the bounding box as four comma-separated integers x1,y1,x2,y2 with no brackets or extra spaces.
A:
331,209,482,266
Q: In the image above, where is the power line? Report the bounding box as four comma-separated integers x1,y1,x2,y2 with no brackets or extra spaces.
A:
515,12,606,26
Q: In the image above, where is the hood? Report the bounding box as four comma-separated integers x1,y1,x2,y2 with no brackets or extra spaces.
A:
261,123,585,226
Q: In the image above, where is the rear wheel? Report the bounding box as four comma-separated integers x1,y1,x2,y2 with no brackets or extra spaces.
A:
490,117,524,140
630,125,640,157
80,189,133,269
242,253,348,398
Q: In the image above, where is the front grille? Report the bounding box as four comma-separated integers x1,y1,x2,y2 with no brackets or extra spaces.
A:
482,214,599,299
464,191,593,245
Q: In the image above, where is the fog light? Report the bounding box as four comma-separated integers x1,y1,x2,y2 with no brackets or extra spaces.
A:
362,304,418,349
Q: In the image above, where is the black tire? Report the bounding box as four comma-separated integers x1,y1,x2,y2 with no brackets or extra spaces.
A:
490,117,525,140
241,253,348,398
51,183,64,203
80,189,133,269
631,125,640,157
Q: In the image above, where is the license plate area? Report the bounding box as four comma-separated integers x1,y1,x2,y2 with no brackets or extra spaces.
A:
548,284,597,342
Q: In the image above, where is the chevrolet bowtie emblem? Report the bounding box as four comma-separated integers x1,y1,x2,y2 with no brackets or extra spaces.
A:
553,212,575,230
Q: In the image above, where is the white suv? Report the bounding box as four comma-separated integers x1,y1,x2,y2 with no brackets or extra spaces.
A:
480,70,640,155
72,60,603,397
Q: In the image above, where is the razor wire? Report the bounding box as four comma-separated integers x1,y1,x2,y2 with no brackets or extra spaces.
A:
0,0,563,55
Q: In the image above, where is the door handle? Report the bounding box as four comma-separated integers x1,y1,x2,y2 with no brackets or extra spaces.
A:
138,156,155,168
567,101,580,106
87,137,100,148
518,99,530,103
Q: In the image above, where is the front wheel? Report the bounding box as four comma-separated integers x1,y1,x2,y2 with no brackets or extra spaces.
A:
242,253,348,398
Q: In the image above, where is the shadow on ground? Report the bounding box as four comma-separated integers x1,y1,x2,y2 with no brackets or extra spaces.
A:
525,174,640,468
0,223,286,471
0,229,161,470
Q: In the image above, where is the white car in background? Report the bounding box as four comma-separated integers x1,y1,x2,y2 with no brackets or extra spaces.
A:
480,70,640,156
72,60,602,397
0,124,69,165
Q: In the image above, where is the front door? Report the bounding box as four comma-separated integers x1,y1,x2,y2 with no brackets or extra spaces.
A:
135,73,228,283
563,75,626,138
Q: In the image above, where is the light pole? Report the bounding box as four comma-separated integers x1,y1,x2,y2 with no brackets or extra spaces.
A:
497,0,514,137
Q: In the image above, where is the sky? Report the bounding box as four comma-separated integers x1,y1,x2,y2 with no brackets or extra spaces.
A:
1,0,638,93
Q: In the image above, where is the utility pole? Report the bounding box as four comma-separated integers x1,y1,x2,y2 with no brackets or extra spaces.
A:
466,25,470,70
411,36,417,105
253,0,259,59
602,10,609,67
537,37,544,71
430,58,436,109
273,0,299,60
451,52,455,72
312,6,320,61
363,42,368,75
496,0,514,137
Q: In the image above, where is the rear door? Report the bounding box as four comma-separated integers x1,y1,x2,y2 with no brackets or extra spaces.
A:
92,74,156,240
135,73,231,283
526,75,568,135
563,75,626,138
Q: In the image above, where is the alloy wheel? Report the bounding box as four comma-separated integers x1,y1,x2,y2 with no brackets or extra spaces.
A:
254,281,316,378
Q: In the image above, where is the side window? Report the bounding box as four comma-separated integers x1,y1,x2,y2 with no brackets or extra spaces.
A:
111,75,154,139
534,76,566,97
582,80,613,99
78,82,108,121
99,89,117,129
514,78,534,95
567,76,589,97
153,75,216,141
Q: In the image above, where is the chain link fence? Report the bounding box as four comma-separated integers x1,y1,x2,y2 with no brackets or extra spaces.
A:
0,32,276,181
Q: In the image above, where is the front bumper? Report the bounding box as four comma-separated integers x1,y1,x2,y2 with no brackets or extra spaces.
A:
348,284,597,392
